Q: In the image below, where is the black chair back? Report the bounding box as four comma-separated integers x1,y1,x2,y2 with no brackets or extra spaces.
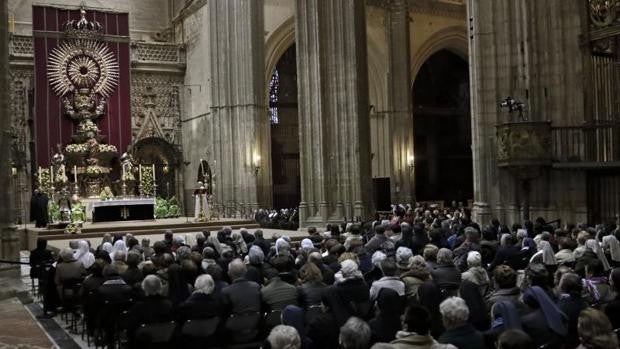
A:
135,321,176,344
181,317,220,338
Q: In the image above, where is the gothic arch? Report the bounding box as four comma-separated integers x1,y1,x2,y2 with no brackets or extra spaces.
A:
265,16,295,86
411,26,469,81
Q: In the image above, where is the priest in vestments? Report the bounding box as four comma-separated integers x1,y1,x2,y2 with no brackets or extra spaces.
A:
194,182,209,221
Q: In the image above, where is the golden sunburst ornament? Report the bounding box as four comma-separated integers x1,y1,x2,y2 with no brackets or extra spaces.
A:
47,40,119,98
68,56,100,87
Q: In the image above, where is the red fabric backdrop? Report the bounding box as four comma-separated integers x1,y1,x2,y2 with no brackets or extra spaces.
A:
33,6,131,166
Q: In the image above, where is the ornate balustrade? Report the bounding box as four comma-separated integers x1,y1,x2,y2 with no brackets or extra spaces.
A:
9,34,33,57
131,42,185,65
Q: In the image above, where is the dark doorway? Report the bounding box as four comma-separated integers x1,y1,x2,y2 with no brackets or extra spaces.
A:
269,45,300,209
412,50,473,204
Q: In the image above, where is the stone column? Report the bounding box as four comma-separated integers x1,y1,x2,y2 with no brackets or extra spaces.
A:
207,0,270,217
386,0,414,204
0,0,19,270
295,0,373,227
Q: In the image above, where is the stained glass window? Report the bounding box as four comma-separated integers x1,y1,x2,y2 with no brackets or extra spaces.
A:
269,69,280,125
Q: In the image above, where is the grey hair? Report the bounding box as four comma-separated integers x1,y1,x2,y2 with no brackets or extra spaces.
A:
60,247,75,261
142,275,163,296
436,248,454,266
228,258,247,281
439,297,469,325
193,274,215,295
267,325,301,349
339,317,371,349
466,251,482,267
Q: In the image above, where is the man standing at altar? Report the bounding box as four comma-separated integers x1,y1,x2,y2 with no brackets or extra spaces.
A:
194,181,209,221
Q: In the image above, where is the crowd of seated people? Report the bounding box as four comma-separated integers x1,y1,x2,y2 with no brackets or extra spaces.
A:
30,205,620,349
255,208,299,230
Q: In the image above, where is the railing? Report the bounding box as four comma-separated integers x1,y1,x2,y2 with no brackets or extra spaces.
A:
131,42,185,65
551,122,620,163
9,34,33,57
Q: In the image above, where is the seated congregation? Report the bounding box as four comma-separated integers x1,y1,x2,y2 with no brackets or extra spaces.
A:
29,207,620,349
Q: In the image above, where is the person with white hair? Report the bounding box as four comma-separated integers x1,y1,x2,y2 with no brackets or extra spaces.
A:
461,251,490,296
124,275,174,340
430,248,461,297
325,260,371,325
267,325,301,349
339,317,371,349
438,297,485,349
177,274,223,323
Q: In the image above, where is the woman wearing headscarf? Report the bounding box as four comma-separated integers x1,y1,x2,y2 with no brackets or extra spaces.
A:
96,242,113,264
459,280,490,332
73,240,95,269
602,234,620,267
577,239,611,277
110,240,128,261
483,300,522,348
530,240,558,275
369,288,403,343
521,286,568,349
205,235,223,257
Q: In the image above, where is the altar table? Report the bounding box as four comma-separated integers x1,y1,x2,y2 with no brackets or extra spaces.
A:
90,198,155,222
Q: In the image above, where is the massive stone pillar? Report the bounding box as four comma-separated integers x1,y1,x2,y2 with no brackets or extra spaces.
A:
0,0,19,269
207,0,270,217
468,0,587,225
296,0,373,227
386,0,414,204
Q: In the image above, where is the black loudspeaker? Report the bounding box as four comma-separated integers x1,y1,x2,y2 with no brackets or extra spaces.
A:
373,178,391,211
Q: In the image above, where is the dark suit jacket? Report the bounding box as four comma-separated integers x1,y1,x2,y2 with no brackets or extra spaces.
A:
221,278,261,316
438,324,485,349
176,292,223,322
124,295,174,331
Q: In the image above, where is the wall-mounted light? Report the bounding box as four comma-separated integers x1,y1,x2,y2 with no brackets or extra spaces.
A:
252,152,261,175
407,155,415,171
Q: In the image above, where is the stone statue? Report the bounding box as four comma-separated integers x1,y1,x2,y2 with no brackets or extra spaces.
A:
120,148,136,181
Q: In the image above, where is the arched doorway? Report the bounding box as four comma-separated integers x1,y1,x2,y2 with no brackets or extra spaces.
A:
269,44,300,209
412,50,473,204
133,137,180,198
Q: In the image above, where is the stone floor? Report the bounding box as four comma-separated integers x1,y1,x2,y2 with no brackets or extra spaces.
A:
0,297,56,348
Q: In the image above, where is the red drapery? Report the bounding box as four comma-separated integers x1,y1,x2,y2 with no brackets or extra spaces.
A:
33,5,131,166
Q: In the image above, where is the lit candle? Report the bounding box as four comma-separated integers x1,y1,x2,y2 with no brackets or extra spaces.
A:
74,165,77,182
49,166,54,183
122,164,126,180
38,167,42,186
139,165,142,182
152,164,155,181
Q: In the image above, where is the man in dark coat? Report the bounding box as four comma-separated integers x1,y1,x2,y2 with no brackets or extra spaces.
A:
30,189,49,227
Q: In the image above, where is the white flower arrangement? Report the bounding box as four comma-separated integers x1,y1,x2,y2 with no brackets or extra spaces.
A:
97,144,117,153
65,143,88,153
85,165,103,175
79,120,99,134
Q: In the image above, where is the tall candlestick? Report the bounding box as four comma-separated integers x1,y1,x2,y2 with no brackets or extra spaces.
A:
73,165,77,182
139,165,142,182
152,164,156,181
49,166,54,184
122,164,126,179
38,167,42,186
